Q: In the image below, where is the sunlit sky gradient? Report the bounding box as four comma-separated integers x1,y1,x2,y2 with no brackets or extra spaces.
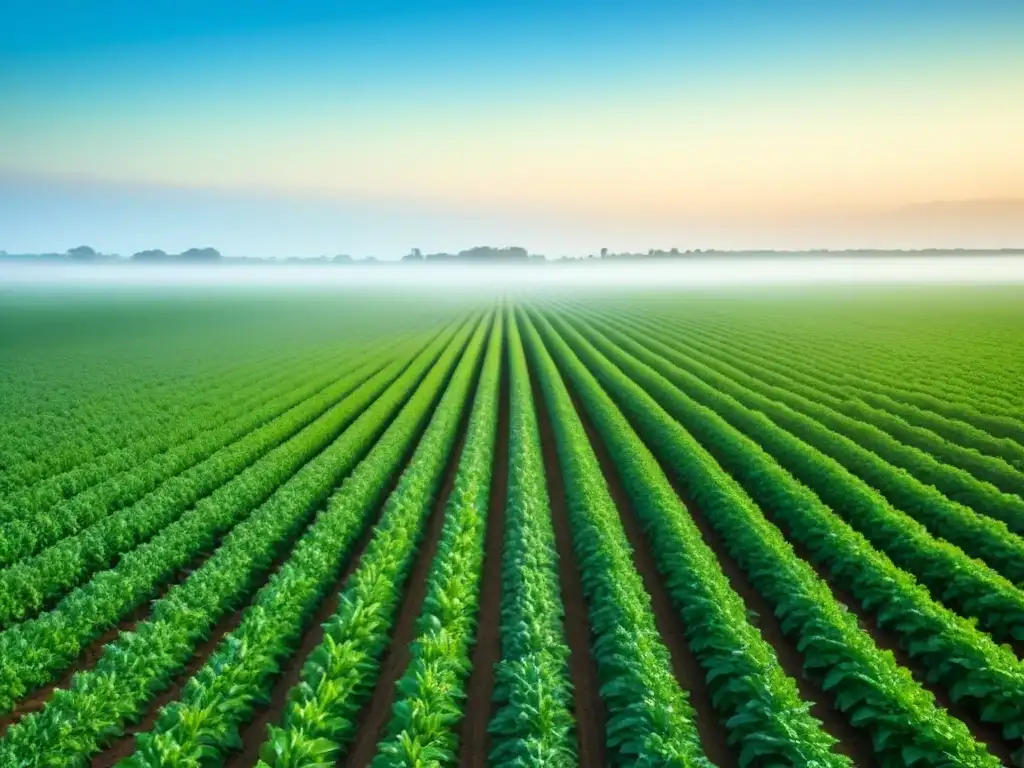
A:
2,1,1023,257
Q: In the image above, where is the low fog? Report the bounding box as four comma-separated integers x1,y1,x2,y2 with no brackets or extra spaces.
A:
3,256,1024,294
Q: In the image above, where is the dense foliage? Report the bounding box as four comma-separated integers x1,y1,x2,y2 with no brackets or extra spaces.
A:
1,288,1023,767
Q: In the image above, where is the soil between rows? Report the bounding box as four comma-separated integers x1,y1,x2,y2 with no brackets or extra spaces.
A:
87,340,465,766
341,398,474,766
565,386,738,767
458,349,510,768
531,373,608,768
759,502,1019,767
221,441,419,768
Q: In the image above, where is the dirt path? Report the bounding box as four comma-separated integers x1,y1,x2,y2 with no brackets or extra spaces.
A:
567,388,738,767
457,354,510,768
342,410,473,766
89,499,324,767
760,503,1018,766
531,377,607,768
659,468,878,765
0,597,155,738
221,446,418,768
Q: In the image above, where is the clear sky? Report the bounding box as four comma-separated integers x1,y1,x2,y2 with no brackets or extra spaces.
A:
2,1,1023,257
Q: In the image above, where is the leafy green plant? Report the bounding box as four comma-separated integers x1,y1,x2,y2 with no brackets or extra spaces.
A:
0,329,449,717
0,340,348,525
123,314,492,766
369,312,503,766
540,307,1003,767
488,309,577,768
600,307,1024,533
0,321,474,765
531,310,848,767
0,342,408,629
603,303,1024,473
519,310,712,767
575,311,1024,643
254,315,494,767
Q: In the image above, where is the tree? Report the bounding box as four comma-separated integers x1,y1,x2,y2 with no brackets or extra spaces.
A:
402,248,424,261
131,247,221,262
67,245,98,260
600,247,608,259
179,247,222,262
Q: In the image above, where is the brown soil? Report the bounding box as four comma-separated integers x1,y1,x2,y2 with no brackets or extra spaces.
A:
222,429,429,768
90,603,248,766
531,376,607,768
661,473,877,765
762,507,1019,767
341,406,473,766
90,498,324,768
457,353,510,768
567,389,738,767
0,598,154,737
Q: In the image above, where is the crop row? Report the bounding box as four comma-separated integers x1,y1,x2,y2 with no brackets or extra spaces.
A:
369,309,504,765
547,311,1020,765
0,341,399,566
0,341,350,492
653,305,1023,415
0,354,251,483
645,311,1024,445
0,344,336,496
0,337,399,538
0,336,424,629
627,309,1024,487
573,312,1024,641
588,306,1024,539
0,317,471,764
0,338,370,515
520,310,712,766
252,315,492,766
0,320,466,729
487,309,577,767
528,310,848,766
0,299,450,489
122,313,491,765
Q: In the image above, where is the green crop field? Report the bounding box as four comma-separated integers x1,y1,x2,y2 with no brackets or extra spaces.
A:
1,286,1024,767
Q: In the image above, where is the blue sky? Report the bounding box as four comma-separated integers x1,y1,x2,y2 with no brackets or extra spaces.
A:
2,1,1023,257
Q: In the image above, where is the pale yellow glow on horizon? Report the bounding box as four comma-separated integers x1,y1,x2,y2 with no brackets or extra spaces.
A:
4,66,1023,223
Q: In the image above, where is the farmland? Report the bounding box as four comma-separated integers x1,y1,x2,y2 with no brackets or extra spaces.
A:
1,286,1024,767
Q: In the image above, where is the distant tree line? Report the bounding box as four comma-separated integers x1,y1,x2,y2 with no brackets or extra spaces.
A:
0,245,122,262
3,245,1023,265
130,247,222,263
0,246,223,263
401,246,543,262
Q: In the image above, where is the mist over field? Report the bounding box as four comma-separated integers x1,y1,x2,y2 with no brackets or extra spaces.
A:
4,255,1024,294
